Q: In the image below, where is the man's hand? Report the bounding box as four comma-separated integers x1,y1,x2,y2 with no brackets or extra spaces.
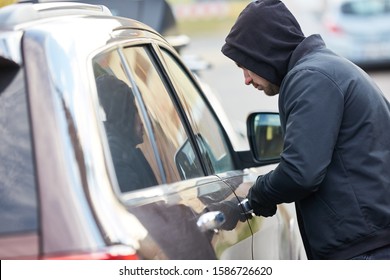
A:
247,185,277,217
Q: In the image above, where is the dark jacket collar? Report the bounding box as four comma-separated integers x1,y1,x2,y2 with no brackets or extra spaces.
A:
287,34,327,71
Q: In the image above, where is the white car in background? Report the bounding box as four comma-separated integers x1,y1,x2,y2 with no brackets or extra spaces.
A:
319,0,390,68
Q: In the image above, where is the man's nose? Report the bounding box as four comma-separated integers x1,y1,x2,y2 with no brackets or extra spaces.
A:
243,69,252,85
245,77,253,86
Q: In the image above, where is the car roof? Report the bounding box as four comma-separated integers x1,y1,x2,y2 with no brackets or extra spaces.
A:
0,2,113,29
0,2,167,36
16,0,178,35
0,2,170,65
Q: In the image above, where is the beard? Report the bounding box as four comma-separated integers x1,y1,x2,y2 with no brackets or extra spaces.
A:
264,83,280,96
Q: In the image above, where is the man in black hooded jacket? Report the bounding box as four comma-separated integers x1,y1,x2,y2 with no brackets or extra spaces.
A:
222,0,390,259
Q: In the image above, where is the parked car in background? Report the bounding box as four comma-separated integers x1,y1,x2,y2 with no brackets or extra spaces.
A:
319,0,390,68
0,1,305,259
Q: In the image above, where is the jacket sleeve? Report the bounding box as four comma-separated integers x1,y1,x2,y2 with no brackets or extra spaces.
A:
252,68,345,205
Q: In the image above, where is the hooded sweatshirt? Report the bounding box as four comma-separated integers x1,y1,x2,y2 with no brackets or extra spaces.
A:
221,0,305,86
222,0,390,259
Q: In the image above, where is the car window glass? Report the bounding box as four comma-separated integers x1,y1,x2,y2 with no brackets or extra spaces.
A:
0,64,38,234
122,46,204,182
93,50,162,193
341,0,390,15
159,49,235,174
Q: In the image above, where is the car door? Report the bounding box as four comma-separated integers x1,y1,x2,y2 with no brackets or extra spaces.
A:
219,169,297,259
91,43,253,259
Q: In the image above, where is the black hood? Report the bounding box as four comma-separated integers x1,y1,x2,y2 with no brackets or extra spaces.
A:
221,0,305,86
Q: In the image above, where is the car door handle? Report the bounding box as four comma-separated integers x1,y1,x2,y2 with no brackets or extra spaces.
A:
197,211,226,232
239,198,254,216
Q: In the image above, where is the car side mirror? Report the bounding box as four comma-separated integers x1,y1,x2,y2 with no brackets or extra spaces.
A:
174,137,204,180
247,112,283,163
174,133,217,180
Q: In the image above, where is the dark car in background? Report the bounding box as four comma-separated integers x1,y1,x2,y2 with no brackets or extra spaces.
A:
0,1,305,259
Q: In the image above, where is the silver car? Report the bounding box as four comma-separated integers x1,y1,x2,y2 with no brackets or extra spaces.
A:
0,2,305,259
319,0,390,68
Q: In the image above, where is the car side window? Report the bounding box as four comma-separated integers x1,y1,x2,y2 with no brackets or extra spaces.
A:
93,46,205,191
121,46,204,182
159,48,235,174
93,50,162,193
0,63,38,234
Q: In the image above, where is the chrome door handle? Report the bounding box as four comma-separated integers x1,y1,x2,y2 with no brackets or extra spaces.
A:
239,198,254,216
197,211,226,232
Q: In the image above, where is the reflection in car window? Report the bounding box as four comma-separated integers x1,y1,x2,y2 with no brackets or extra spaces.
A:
93,50,162,193
159,49,235,174
0,65,37,234
122,46,204,182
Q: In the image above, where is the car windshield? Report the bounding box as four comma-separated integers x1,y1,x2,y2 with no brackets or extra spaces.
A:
341,0,390,16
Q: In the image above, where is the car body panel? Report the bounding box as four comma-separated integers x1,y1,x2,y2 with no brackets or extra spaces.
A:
219,166,298,260
121,176,251,259
0,233,39,259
